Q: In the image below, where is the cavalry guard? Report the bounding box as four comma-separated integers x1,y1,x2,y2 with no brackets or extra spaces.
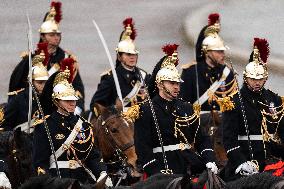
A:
1,42,49,132
222,38,284,181
90,17,150,115
9,1,85,115
134,44,218,176
32,66,112,187
180,13,237,166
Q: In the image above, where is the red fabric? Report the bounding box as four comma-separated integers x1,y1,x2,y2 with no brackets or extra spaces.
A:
264,160,284,177
142,172,148,180
192,177,198,183
273,167,284,177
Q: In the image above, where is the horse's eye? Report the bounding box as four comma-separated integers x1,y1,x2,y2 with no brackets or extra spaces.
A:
111,128,118,133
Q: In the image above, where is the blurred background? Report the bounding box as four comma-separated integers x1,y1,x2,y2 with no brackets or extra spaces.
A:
1,0,283,110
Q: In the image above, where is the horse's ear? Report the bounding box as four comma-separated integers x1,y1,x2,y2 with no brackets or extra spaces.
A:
115,98,123,113
94,103,107,117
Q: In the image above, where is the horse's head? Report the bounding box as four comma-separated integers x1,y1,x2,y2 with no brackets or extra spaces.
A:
93,103,141,177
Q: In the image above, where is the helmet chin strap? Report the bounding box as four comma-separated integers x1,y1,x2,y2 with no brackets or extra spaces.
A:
54,99,71,116
207,54,220,68
161,84,177,100
244,78,266,93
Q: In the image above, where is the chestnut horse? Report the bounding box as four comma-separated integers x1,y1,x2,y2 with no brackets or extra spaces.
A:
87,103,141,185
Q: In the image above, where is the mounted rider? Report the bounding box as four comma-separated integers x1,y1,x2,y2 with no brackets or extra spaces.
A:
0,42,49,132
222,38,284,181
180,13,237,166
134,44,218,176
32,62,112,186
9,1,85,115
90,17,150,115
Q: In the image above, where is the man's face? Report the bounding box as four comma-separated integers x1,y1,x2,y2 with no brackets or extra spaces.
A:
41,33,61,47
118,53,138,69
246,77,266,92
32,80,46,95
206,50,225,66
158,80,180,100
57,99,76,113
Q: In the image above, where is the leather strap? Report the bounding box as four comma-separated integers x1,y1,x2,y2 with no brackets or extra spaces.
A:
194,66,231,106
50,119,83,163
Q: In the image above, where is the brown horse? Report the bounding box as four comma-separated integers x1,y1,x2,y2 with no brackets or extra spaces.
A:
89,103,141,180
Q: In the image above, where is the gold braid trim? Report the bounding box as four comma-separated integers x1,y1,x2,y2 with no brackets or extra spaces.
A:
208,78,238,112
281,96,284,106
0,107,4,126
173,109,200,147
7,88,25,96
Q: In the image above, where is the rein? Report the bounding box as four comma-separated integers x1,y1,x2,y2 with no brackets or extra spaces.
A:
97,114,134,162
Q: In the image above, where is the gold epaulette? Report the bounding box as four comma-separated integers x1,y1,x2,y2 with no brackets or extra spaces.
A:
281,96,284,106
32,115,50,127
7,88,25,96
37,167,46,175
122,104,140,123
65,50,78,62
20,51,28,58
100,69,112,76
75,90,83,99
181,60,197,69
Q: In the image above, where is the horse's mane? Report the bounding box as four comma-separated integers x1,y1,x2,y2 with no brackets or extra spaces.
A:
109,105,119,115
0,130,34,188
226,172,284,189
116,173,182,189
19,175,81,189
0,131,13,153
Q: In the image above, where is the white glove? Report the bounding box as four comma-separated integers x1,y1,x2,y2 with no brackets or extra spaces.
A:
0,172,11,189
235,161,259,175
74,106,82,115
97,171,113,187
206,162,218,174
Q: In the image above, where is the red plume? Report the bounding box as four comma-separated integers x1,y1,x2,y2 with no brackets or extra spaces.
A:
60,58,75,83
36,42,49,66
123,17,137,40
208,13,220,26
254,38,270,64
162,44,179,66
51,1,62,23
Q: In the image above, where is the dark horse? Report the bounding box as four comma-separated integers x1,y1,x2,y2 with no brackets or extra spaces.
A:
19,174,108,189
83,103,141,185
116,170,284,189
0,128,34,188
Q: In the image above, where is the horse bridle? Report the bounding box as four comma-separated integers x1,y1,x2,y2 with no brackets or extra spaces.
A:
98,114,134,161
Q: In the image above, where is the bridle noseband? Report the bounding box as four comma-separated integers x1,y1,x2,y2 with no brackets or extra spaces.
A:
98,114,134,159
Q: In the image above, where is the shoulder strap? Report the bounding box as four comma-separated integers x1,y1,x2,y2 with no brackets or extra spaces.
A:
50,118,83,164
194,66,231,106
123,81,142,107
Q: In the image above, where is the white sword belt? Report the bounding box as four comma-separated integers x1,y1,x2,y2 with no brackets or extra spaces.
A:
153,143,191,153
238,134,274,141
50,160,82,169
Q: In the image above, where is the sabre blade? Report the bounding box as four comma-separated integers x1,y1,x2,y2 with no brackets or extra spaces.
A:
92,19,124,111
